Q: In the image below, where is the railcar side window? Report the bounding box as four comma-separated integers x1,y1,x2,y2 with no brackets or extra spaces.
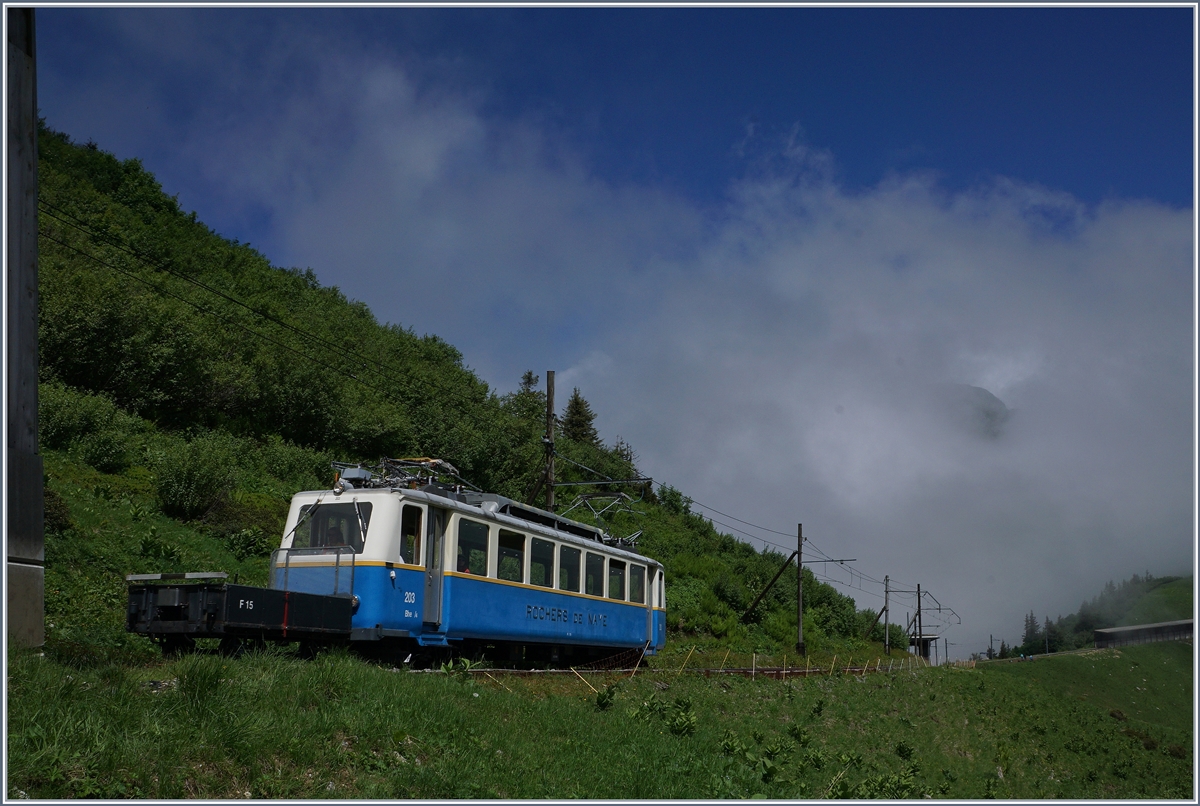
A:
293,502,371,553
530,538,555,587
456,519,489,576
658,571,665,608
585,552,605,597
497,530,525,583
559,546,581,592
629,565,646,604
400,505,423,565
608,559,626,600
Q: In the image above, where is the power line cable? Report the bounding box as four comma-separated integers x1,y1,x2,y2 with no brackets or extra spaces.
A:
684,496,799,539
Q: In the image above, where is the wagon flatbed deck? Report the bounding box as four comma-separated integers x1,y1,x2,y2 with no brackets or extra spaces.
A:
126,573,353,653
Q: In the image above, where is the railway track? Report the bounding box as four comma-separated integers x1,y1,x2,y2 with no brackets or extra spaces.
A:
443,657,944,679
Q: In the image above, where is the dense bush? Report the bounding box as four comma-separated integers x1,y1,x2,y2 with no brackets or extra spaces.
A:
39,382,144,472
149,432,238,520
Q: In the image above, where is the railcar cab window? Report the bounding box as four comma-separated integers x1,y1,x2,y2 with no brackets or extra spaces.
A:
585,552,605,597
530,538,555,587
400,505,422,565
629,564,646,604
293,502,371,553
608,559,626,600
498,530,525,583
456,519,489,576
559,545,581,592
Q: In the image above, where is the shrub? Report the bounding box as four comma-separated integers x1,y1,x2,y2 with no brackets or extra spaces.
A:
252,434,334,492
43,487,73,535
150,432,237,519
39,382,143,472
203,490,289,543
225,527,277,561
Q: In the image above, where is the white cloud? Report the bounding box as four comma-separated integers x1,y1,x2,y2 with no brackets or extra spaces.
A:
570,172,1193,653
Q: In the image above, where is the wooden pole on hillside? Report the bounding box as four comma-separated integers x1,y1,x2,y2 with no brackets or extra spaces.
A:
545,370,555,510
917,583,923,660
796,523,805,656
884,575,890,655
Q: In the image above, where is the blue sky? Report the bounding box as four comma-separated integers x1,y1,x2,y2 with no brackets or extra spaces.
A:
36,6,1195,655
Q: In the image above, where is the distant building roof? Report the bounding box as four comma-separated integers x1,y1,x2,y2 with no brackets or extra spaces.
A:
1094,619,1193,635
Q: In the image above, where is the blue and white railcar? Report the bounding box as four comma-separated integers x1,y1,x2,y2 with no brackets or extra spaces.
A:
270,461,666,663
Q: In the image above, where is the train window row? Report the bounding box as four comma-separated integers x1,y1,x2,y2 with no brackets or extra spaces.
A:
454,516,662,606
288,501,664,608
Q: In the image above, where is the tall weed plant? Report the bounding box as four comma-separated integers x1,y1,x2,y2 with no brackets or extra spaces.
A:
149,431,239,519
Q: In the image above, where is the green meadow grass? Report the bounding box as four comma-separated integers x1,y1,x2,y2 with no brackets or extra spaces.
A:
14,451,1193,798
7,640,1192,799
1118,577,1194,627
984,642,1192,735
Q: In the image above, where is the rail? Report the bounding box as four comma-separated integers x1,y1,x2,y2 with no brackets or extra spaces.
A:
415,656,950,678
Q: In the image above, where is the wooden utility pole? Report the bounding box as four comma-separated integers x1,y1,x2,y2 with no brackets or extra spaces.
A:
544,370,555,511
884,575,890,655
796,523,805,656
6,6,43,648
916,583,923,660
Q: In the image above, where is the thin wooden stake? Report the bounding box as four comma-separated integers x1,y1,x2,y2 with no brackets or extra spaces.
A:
484,671,513,693
823,765,850,798
783,653,787,681
829,655,837,676
845,656,853,674
719,647,730,671
752,653,756,680
628,649,644,680
806,657,810,677
571,667,598,693
675,645,697,679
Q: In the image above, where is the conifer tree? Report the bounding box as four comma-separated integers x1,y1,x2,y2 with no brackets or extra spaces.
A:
1022,610,1041,648
561,387,600,446
519,371,540,394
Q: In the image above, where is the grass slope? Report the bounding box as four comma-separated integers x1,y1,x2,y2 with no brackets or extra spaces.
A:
1118,576,1194,627
7,642,1191,799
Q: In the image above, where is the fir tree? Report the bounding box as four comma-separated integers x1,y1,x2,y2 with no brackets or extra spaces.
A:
519,370,540,394
561,387,600,446
613,436,638,471
1022,610,1041,648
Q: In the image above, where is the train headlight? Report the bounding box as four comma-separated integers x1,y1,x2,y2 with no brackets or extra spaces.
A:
351,595,361,613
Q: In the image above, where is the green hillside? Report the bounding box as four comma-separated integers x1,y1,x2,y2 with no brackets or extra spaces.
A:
1118,576,1194,626
1007,573,1193,657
